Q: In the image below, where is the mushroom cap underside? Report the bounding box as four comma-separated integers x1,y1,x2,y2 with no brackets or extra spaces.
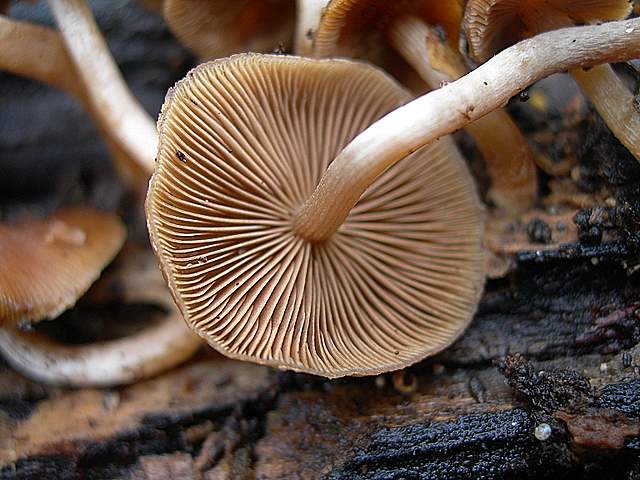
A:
146,53,485,377
313,0,464,86
164,0,296,59
0,208,126,328
463,0,633,62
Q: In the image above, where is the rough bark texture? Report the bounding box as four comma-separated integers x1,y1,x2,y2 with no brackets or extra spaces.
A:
1,2,639,479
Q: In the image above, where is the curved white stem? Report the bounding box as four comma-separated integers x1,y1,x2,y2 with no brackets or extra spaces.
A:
293,18,640,242
294,0,328,55
47,0,157,175
571,64,640,161
388,16,537,214
0,312,201,387
0,15,148,187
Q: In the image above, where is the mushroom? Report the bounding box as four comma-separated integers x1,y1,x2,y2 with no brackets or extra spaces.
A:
0,3,204,385
146,17,640,376
0,208,126,328
146,55,485,377
0,241,201,387
163,0,295,59
312,0,538,214
163,0,328,58
463,0,640,162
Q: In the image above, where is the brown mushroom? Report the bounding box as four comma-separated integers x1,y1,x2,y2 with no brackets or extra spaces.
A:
0,208,126,327
463,0,640,162
146,54,485,377
0,244,201,387
313,0,538,214
147,18,640,376
163,0,296,59
163,0,330,58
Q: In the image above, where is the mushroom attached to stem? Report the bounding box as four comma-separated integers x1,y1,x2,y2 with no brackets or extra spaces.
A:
313,0,538,213
463,0,640,162
0,245,201,387
147,18,640,377
0,210,201,387
146,55,485,377
294,17,640,240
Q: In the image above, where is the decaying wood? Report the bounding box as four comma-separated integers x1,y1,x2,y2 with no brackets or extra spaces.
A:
1,2,639,479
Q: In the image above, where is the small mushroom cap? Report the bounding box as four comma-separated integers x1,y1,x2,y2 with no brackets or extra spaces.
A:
0,208,126,328
464,0,633,63
146,53,484,377
163,0,296,60
313,0,464,86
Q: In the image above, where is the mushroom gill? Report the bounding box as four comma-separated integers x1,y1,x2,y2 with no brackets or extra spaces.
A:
146,54,485,377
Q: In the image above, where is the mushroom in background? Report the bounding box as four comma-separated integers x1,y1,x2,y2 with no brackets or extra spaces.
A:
0,209,126,328
0,240,202,388
463,0,640,163
312,0,538,214
0,1,203,386
163,0,329,58
146,54,485,377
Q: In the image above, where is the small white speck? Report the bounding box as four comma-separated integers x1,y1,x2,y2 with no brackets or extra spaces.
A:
626,27,635,34
599,362,608,373
534,423,552,441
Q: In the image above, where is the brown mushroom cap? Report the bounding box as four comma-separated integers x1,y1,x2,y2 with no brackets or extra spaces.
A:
313,0,463,86
0,208,126,328
163,0,296,60
464,0,633,63
146,54,484,377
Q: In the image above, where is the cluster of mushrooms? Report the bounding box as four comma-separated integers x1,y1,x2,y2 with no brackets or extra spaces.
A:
0,0,639,386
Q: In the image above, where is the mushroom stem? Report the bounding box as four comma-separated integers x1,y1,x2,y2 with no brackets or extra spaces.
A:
570,64,640,161
293,18,640,242
294,0,328,55
0,313,201,387
47,0,157,175
388,16,537,213
521,5,640,162
0,14,148,188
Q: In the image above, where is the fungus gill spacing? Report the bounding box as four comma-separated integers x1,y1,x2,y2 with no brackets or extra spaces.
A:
146,54,484,377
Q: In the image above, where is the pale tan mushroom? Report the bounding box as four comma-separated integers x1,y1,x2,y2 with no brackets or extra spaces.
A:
163,0,295,59
146,54,485,377
147,18,640,376
463,0,640,162
0,208,125,327
313,0,538,214
0,245,201,387
163,0,328,58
